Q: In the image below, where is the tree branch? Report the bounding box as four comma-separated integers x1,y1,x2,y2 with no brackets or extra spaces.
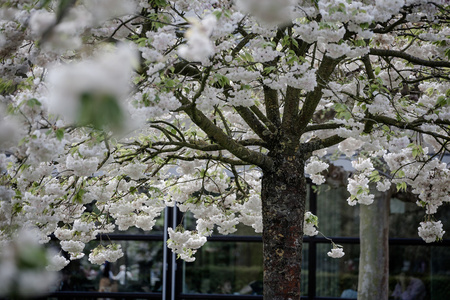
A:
304,123,343,132
298,134,346,154
281,86,301,137
151,139,268,151
370,115,450,141
234,105,273,142
167,154,248,166
369,48,450,68
176,93,273,169
296,55,341,132
250,105,276,133
263,85,281,130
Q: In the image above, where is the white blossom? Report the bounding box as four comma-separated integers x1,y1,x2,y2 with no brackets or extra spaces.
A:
46,255,70,271
418,221,445,243
327,247,345,258
178,15,216,63
88,244,123,265
303,212,318,236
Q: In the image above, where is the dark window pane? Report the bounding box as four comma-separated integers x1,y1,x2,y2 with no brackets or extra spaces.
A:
390,245,450,300
316,243,359,298
390,199,450,239
182,241,308,296
182,241,263,295
55,240,164,293
316,184,360,237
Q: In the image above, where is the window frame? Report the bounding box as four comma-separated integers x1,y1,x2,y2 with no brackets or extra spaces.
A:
48,185,450,300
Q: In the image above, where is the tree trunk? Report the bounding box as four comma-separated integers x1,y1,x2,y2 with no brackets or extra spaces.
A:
358,190,390,299
261,154,307,299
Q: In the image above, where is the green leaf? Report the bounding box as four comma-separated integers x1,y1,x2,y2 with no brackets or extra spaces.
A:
212,10,222,19
55,128,64,141
436,96,450,108
129,186,137,194
78,92,124,130
0,78,15,94
18,245,48,269
263,66,276,75
374,66,381,75
396,182,407,192
74,189,86,204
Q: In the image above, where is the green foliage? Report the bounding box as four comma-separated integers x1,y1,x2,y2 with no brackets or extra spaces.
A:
334,103,351,120
55,128,64,141
17,244,49,269
73,188,86,204
150,0,168,8
408,143,424,159
0,78,16,94
77,92,124,130
369,170,381,183
26,98,42,108
436,95,450,108
396,182,407,192
213,73,230,87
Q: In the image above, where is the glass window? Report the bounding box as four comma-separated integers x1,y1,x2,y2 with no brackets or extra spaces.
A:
182,241,263,295
315,184,360,237
390,199,450,239
54,240,164,294
390,245,450,300
316,243,359,298
181,241,308,296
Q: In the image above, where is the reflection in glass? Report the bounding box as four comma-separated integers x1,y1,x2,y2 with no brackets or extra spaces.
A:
183,241,263,295
316,244,359,298
390,245,450,300
315,184,360,237
390,199,450,239
54,240,164,293
182,241,308,295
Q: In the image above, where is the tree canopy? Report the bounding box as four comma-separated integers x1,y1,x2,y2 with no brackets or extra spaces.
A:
0,0,449,298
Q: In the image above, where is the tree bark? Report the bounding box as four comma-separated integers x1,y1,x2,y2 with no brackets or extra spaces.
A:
261,154,307,299
358,190,390,300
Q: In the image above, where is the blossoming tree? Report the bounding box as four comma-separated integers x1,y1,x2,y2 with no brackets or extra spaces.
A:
0,0,449,299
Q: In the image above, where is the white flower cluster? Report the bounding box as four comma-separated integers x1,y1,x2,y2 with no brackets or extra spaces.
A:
26,130,65,166
46,255,70,272
167,228,207,262
263,61,317,92
305,157,329,185
249,38,280,63
61,240,85,260
122,162,148,180
233,192,263,233
236,0,301,27
303,211,318,236
54,219,99,260
178,15,217,63
384,148,450,214
0,229,58,298
347,158,375,206
418,221,445,243
106,186,165,231
47,43,137,127
338,137,365,157
327,245,345,258
88,244,124,265
65,154,99,177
